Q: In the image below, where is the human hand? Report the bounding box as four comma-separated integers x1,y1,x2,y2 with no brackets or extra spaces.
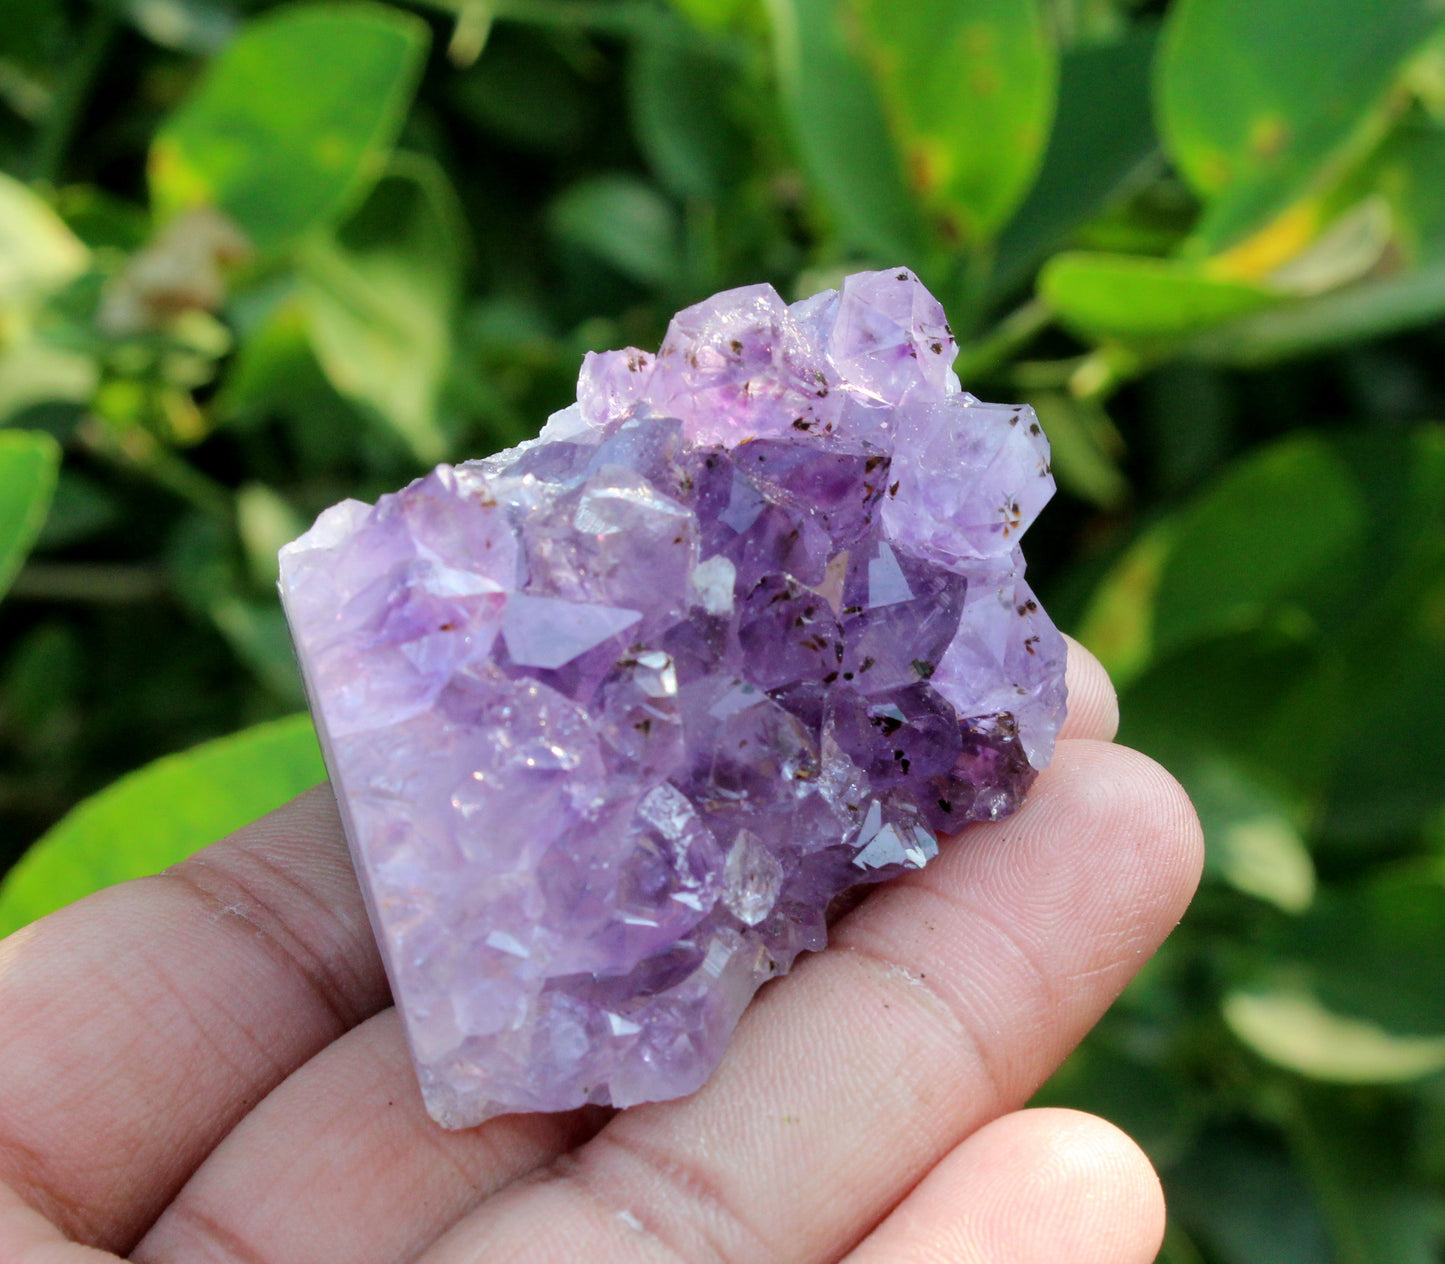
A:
0,638,1201,1264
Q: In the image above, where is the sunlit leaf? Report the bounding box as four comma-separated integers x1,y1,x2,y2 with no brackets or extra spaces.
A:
1041,251,1279,342
1258,196,1393,296
0,171,89,309
0,338,96,423
236,481,305,588
0,714,325,935
150,2,428,250
0,429,60,599
1224,989,1445,1083
1189,753,1314,913
852,0,1057,246
1186,258,1445,365
300,153,465,463
119,0,238,53
1156,0,1444,249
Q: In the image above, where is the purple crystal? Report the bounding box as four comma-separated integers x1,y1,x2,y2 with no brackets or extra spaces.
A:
279,268,1067,1127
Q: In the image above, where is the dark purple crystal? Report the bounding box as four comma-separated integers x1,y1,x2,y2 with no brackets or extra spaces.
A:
280,268,1067,1127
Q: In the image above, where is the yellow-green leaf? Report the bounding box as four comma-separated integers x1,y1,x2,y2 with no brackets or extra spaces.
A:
1224,989,1445,1084
0,172,89,311
0,429,60,599
853,0,1056,246
1156,0,1444,249
150,2,429,251
0,714,325,936
299,154,465,463
1041,251,1280,342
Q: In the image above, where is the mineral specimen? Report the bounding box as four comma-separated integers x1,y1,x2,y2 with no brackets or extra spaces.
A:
279,267,1067,1128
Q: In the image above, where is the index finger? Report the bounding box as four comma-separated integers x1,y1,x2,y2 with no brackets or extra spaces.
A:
0,786,387,1253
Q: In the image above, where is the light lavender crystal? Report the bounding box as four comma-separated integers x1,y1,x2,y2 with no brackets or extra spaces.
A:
279,268,1066,1127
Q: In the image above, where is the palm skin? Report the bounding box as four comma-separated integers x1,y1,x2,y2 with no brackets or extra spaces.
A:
0,638,1201,1264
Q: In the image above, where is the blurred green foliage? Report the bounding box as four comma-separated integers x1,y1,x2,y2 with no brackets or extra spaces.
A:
1,0,1443,1258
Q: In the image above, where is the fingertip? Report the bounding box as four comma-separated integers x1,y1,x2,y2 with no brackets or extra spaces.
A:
1017,1107,1165,1224
1036,740,1205,932
845,1107,1166,1264
1002,1108,1167,1264
1060,635,1119,743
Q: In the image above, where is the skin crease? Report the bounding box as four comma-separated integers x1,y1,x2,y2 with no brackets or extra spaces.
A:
0,636,1201,1264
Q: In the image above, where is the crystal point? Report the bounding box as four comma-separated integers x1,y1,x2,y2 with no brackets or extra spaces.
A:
280,268,1067,1127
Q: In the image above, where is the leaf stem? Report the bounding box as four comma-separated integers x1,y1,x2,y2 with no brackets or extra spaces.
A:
8,563,168,603
76,416,233,522
954,297,1053,384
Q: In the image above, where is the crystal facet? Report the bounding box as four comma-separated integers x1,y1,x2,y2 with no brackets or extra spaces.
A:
279,268,1067,1127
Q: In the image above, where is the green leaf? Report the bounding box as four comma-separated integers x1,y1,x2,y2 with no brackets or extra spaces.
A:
993,23,1159,295
299,153,465,463
629,38,745,202
0,171,89,310
35,470,119,551
1288,1088,1445,1264
0,338,97,423
149,2,429,251
1156,0,1444,250
0,0,68,79
1166,1127,1335,1264
236,481,305,589
666,0,754,29
1115,637,1321,913
1285,872,1445,1037
1108,429,1445,854
547,174,682,289
1040,251,1280,342
853,0,1057,246
0,714,325,935
1318,579,1445,841
1152,434,1365,657
450,27,592,157
209,595,306,705
764,0,920,258
0,429,61,599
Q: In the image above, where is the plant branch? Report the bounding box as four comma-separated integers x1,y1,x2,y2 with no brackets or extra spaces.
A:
954,298,1053,384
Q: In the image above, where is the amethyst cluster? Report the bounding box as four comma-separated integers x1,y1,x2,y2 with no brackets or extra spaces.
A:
279,268,1066,1128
